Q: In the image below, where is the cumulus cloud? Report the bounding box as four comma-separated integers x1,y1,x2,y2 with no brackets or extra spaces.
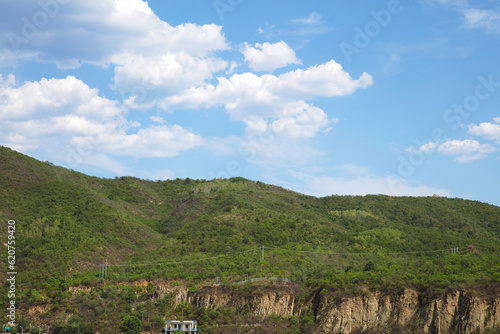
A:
468,118,500,142
418,141,439,152
241,41,301,72
0,75,204,170
0,0,375,170
269,103,336,138
271,61,373,98
413,139,497,163
111,52,228,97
1,0,228,65
163,60,372,139
0,0,229,101
0,76,122,121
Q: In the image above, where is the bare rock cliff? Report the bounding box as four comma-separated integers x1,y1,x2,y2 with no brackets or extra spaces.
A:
162,284,500,333
313,288,499,333
192,285,302,318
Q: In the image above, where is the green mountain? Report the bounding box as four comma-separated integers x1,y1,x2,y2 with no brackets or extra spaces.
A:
1,146,499,333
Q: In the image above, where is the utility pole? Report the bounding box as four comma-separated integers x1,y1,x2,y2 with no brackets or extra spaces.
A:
98,263,108,279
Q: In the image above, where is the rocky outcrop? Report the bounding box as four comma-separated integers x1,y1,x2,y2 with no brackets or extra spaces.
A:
62,281,500,333
191,285,302,317
316,288,500,334
158,283,500,334
152,280,303,318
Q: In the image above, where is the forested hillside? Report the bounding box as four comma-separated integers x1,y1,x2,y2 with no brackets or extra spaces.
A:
1,145,499,333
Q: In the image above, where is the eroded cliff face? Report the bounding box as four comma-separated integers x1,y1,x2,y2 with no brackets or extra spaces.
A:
156,283,500,334
155,283,303,318
316,288,500,333
40,281,498,333
191,285,302,318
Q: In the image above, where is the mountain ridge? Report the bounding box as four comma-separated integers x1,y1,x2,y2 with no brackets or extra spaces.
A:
1,145,500,333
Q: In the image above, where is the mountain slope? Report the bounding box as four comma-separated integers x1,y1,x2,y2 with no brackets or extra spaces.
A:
1,146,500,333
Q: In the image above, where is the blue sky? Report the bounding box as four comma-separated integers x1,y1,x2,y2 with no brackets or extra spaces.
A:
1,0,499,206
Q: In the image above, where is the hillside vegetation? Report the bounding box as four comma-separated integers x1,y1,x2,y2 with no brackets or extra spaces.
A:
1,145,499,333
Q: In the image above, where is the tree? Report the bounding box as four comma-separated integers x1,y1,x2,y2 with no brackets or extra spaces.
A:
66,315,86,334
364,261,376,272
121,316,141,334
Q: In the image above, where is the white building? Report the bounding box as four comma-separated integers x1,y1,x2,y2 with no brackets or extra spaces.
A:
164,320,198,333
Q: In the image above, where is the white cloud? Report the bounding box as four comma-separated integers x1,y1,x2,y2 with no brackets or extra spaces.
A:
164,59,372,118
437,139,495,155
0,73,16,87
73,125,205,159
468,118,500,142
419,141,439,152
272,61,373,98
0,75,205,171
0,0,375,170
111,52,228,97
237,102,334,140
161,59,371,141
150,116,167,124
290,12,322,25
0,0,229,103
1,1,228,66
463,8,500,33
269,103,336,138
241,41,301,72
0,76,122,121
412,139,497,163
225,61,239,75
287,169,451,198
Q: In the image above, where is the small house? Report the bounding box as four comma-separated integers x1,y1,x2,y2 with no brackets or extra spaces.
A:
164,320,197,333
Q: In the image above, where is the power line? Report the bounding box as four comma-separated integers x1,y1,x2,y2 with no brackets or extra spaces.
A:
111,248,258,268
265,246,456,256
107,246,457,269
